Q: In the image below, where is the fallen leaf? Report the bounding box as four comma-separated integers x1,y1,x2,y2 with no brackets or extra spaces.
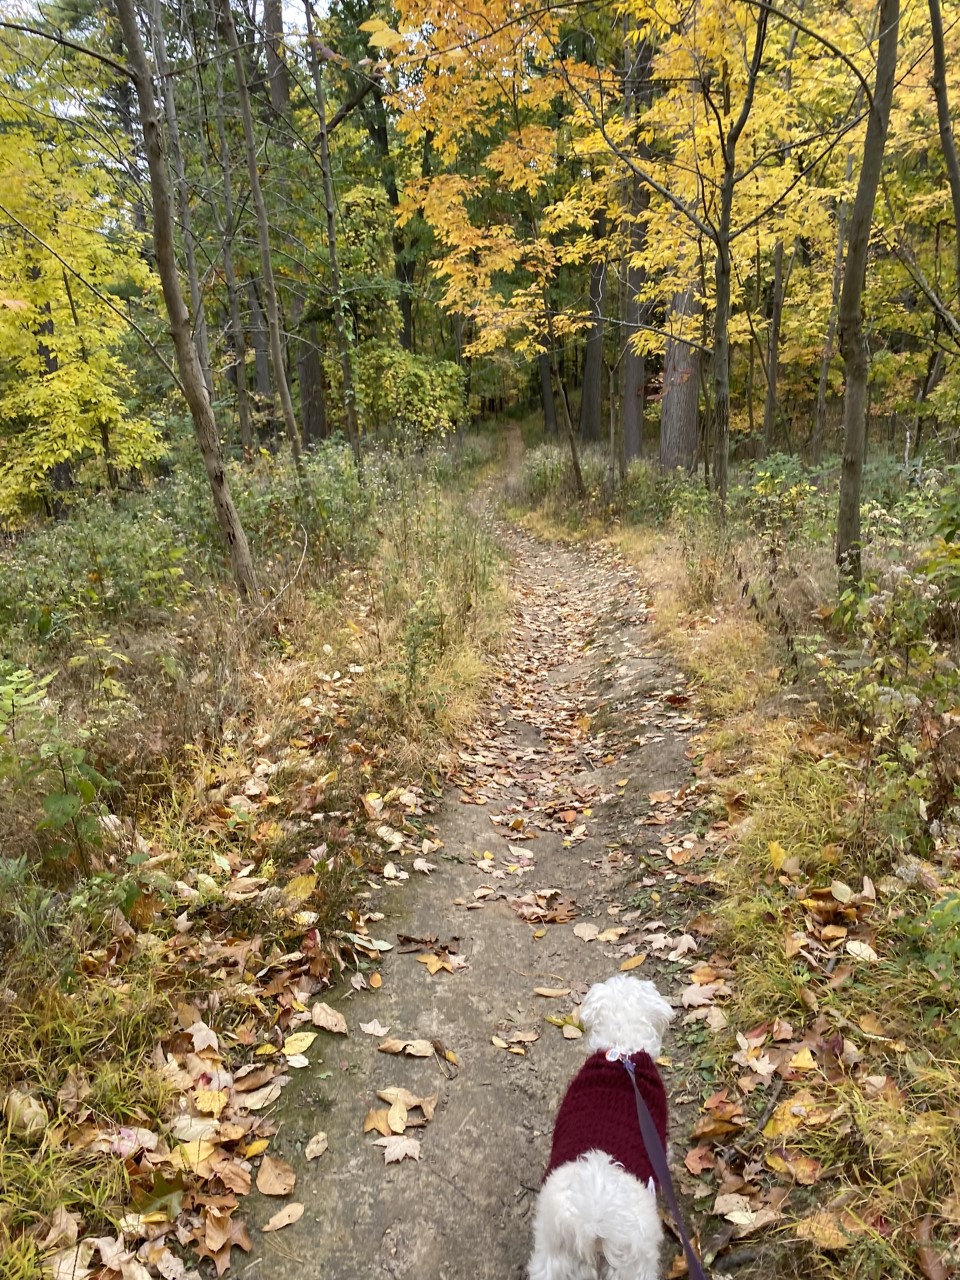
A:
620,954,647,971
846,940,879,962
788,1047,818,1072
417,953,453,975
684,1145,716,1175
236,1082,282,1112
597,926,628,944
573,922,599,942
212,1157,252,1195
262,1203,304,1233
360,1019,391,1037
794,1210,862,1250
194,1089,228,1118
363,1108,392,1136
41,1241,96,1280
283,1031,317,1056
369,972,383,989
533,987,571,997
387,1100,408,1133
311,1003,347,1034
256,1155,296,1196
188,1021,219,1053
562,1024,582,1039
3,1089,46,1138
168,1140,217,1176
373,1135,421,1163
305,1132,328,1160
40,1207,80,1252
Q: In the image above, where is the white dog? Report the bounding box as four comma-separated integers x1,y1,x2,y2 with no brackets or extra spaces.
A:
528,974,675,1280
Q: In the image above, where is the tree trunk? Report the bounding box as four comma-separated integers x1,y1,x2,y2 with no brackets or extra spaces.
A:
929,0,960,300
300,323,328,446
539,352,557,433
622,32,653,464
762,238,784,451
579,210,607,442
660,288,700,471
544,296,585,498
151,0,213,400
248,279,273,421
836,0,899,586
216,0,304,472
263,0,291,116
212,34,254,455
304,19,362,466
711,7,769,501
812,153,852,464
115,0,259,601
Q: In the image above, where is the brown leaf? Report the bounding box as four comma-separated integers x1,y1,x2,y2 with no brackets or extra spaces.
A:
913,1215,950,1280
684,1145,716,1175
363,1108,392,1136
255,1154,296,1196
311,1002,347,1035
262,1203,304,1233
305,1132,328,1159
212,1157,252,1195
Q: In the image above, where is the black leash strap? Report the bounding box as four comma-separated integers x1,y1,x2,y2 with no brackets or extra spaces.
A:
623,1058,710,1280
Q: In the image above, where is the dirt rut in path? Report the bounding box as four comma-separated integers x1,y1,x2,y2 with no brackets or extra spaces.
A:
247,528,703,1280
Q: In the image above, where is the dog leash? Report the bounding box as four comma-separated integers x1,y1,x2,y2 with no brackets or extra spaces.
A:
622,1057,710,1280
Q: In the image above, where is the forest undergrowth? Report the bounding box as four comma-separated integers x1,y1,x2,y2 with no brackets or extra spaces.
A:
0,435,504,1278
509,437,960,1280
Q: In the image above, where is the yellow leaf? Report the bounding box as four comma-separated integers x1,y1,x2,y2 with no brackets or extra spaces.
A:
620,954,647,971
370,972,382,989
194,1089,227,1117
283,873,317,904
168,1140,216,1174
768,841,787,871
789,1047,818,1072
283,1031,318,1056
243,1138,270,1158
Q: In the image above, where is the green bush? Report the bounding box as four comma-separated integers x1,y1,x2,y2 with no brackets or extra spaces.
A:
356,342,465,445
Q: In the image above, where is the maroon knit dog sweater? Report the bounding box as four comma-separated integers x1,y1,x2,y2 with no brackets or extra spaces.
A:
543,1051,668,1186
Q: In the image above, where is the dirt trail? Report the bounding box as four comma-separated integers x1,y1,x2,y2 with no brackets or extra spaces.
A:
247,521,704,1280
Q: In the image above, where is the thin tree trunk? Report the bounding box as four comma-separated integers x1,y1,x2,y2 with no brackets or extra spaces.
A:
544,296,585,498
660,288,700,471
836,0,899,586
812,153,853,464
304,2,362,466
151,0,213,400
711,7,769,501
763,238,784,450
929,0,960,300
539,352,558,433
248,280,273,415
216,0,304,472
622,32,652,463
579,210,607,442
211,28,254,455
116,0,259,601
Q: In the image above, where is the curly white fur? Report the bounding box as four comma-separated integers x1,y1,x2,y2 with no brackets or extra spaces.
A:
528,975,675,1280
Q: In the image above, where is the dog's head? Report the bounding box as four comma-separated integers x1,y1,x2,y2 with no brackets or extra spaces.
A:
579,974,675,1058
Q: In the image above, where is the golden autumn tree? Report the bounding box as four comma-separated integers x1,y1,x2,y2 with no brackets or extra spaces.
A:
0,31,161,523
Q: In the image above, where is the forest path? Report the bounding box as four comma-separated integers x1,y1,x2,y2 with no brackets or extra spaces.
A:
247,496,705,1280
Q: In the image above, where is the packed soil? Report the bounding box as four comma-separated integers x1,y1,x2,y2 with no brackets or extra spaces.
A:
245,521,707,1280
